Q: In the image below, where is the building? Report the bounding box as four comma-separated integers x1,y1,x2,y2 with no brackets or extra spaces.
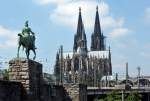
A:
54,6,112,87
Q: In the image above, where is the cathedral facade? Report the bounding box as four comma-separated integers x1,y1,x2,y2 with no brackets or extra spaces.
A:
54,7,112,86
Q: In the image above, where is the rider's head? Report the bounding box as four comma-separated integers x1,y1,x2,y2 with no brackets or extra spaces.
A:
25,21,29,27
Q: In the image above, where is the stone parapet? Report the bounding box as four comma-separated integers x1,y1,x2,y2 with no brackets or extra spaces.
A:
9,58,43,101
64,84,87,101
0,80,23,101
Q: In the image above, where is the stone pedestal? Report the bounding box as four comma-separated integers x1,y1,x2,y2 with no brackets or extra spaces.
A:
9,58,43,101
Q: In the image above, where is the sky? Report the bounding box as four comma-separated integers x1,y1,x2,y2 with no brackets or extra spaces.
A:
0,0,150,77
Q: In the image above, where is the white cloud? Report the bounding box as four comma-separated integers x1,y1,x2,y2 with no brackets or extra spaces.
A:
34,0,71,5
145,7,150,23
0,26,18,48
109,28,129,39
50,1,111,30
34,0,129,38
102,17,125,29
140,52,150,58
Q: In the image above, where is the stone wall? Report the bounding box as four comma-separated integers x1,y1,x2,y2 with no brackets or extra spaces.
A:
0,80,24,101
64,84,87,101
3,57,87,101
0,80,68,101
9,58,43,101
51,85,65,101
79,84,87,101
40,84,52,101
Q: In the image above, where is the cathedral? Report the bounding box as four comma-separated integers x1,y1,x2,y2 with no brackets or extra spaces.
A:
54,6,112,86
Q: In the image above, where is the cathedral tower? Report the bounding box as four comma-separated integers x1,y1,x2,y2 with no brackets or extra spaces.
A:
73,7,87,54
91,6,106,51
55,6,112,86
54,52,60,85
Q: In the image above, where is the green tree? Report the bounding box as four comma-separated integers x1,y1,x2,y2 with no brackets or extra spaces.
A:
96,91,142,101
105,91,121,101
1,69,9,80
95,91,121,101
126,92,142,101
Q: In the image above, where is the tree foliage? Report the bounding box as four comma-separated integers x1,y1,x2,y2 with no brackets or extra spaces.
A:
0,69,9,80
95,90,142,101
105,91,121,101
126,92,142,101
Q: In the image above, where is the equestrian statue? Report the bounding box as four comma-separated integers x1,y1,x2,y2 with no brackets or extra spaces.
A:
17,21,36,60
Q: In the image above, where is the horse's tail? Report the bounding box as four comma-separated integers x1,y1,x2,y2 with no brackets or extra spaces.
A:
18,33,22,44
18,33,22,37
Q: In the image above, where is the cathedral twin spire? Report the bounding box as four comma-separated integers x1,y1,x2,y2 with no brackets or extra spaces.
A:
73,6,106,52
73,7,87,54
91,6,106,51
94,6,101,36
76,7,84,37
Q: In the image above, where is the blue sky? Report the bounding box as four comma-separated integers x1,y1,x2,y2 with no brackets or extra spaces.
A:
0,0,150,77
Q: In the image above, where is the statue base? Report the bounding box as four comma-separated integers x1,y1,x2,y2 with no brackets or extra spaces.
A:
9,58,43,100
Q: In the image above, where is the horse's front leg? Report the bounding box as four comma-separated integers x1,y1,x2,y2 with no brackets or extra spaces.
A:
33,49,36,60
26,49,29,59
17,45,21,58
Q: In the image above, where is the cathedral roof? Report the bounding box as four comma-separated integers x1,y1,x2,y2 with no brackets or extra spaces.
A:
63,52,73,59
88,51,109,58
101,75,115,81
63,50,109,59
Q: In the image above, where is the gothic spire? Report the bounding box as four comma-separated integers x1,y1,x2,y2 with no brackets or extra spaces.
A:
108,46,112,75
73,7,87,53
94,6,102,36
91,6,105,51
54,51,60,85
77,7,84,36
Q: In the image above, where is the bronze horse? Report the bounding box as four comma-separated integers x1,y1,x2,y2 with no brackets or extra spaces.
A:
17,33,36,60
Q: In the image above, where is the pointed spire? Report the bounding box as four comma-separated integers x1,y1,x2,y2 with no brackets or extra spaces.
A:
108,46,112,75
109,46,110,52
96,5,98,11
94,5,102,36
91,6,106,51
73,7,87,53
56,52,60,60
108,46,111,58
77,7,84,35
79,7,81,12
54,51,60,85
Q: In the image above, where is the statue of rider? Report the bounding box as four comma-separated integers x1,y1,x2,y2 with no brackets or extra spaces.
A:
21,21,36,49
